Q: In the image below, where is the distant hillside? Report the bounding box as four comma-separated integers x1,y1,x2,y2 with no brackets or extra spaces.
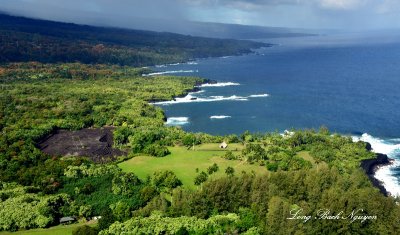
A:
103,17,315,40
185,21,315,39
0,14,268,66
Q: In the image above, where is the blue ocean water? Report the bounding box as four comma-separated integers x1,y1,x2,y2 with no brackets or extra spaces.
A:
151,32,400,196
155,32,400,138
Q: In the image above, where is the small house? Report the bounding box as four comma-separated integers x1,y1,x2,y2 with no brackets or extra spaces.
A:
219,141,228,149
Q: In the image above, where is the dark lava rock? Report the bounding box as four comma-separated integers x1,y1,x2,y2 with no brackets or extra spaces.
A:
364,141,372,151
37,127,126,163
360,153,391,196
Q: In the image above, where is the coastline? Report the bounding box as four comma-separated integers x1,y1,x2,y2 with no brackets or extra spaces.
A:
144,49,400,198
147,78,216,103
360,152,393,196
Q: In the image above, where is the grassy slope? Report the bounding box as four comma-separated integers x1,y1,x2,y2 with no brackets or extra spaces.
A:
296,150,329,168
0,222,96,235
296,151,315,165
118,143,268,189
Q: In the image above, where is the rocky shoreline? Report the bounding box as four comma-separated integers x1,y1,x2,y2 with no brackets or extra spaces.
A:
148,78,217,103
360,152,393,196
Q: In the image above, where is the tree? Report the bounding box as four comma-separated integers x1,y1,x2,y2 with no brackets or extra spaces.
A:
98,207,116,231
237,207,258,232
194,171,208,186
78,205,93,218
81,183,95,195
144,143,170,157
0,188,70,231
140,186,158,203
266,162,278,172
182,134,201,148
112,172,141,196
152,170,182,189
265,196,291,235
225,167,235,177
207,163,219,175
241,143,267,162
72,225,99,235
241,131,254,143
99,212,244,234
110,201,131,221
224,150,236,160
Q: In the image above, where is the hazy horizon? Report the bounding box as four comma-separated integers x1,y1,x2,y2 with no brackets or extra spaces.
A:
1,0,400,33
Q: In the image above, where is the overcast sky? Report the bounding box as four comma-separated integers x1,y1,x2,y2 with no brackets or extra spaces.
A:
1,0,400,30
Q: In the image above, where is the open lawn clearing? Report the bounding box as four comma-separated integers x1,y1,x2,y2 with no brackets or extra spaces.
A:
118,144,268,189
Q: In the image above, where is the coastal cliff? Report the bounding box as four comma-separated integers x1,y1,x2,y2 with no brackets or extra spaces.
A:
360,152,391,196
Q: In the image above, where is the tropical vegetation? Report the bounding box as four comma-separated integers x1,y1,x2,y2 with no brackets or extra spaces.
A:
0,15,399,234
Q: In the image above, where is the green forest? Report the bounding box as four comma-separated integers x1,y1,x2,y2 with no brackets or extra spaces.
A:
0,13,399,235
0,14,266,66
1,62,399,234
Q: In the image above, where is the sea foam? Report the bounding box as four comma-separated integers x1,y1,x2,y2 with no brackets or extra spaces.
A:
248,94,270,98
352,133,400,155
154,85,270,105
143,70,198,76
353,133,400,197
199,82,240,87
166,117,189,126
210,115,231,119
155,94,248,105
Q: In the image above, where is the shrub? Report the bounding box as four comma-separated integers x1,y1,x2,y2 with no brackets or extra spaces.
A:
72,225,99,235
152,171,182,189
224,151,236,160
194,172,208,186
207,163,219,175
143,143,170,157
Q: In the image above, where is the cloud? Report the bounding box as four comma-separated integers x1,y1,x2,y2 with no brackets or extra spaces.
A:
377,0,400,14
0,0,399,30
182,0,399,12
318,0,366,10
1,0,187,21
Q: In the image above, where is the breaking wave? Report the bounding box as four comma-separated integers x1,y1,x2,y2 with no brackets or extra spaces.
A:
166,117,189,126
154,88,270,106
210,115,231,119
155,61,197,68
353,133,400,197
155,94,248,105
198,82,240,87
248,94,270,98
352,133,400,155
143,70,198,76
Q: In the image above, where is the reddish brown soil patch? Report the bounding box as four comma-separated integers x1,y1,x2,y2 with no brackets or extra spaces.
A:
38,127,126,163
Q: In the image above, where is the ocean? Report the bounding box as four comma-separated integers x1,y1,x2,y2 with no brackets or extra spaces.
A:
151,32,400,197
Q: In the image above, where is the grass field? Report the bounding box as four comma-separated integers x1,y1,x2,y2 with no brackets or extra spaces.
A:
0,221,97,235
118,143,268,188
296,151,327,168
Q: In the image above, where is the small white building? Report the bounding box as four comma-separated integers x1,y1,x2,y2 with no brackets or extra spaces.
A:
219,141,228,149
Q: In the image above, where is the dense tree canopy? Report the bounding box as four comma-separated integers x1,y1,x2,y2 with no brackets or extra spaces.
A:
0,14,266,66
1,61,399,234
